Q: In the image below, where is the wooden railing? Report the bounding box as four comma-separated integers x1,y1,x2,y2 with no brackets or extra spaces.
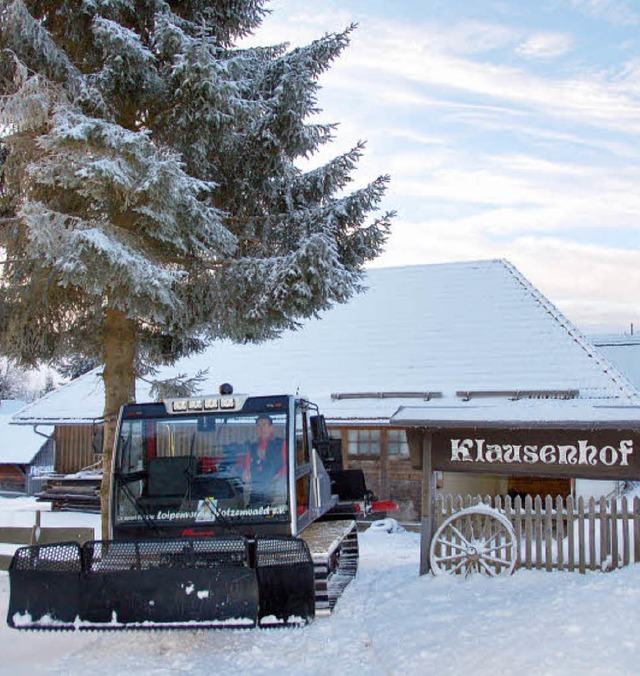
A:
0,511,94,570
436,494,640,573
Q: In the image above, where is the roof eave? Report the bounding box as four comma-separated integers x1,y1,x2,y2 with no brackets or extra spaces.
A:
392,417,640,431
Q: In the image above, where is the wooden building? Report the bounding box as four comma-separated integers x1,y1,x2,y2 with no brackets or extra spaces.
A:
0,400,53,494
13,260,640,517
53,424,101,475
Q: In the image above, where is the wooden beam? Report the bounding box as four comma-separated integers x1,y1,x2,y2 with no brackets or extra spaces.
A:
419,430,436,575
406,427,424,470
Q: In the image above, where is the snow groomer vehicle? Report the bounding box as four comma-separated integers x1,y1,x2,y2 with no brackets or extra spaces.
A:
7,387,375,629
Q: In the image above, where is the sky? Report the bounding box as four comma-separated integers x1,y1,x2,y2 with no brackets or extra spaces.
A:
245,0,640,333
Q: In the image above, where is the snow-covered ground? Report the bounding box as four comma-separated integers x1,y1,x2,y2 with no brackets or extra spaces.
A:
1,497,640,675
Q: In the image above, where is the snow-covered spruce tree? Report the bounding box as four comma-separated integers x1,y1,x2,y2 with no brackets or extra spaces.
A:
0,0,393,534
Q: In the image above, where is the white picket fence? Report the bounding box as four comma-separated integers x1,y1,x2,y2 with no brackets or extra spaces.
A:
436,493,640,573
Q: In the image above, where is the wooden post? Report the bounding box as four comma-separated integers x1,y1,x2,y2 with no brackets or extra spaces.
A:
599,496,608,570
524,495,533,569
567,495,575,572
578,496,586,573
621,496,630,566
30,510,42,545
544,495,553,571
634,497,640,564
555,495,564,571
379,430,389,500
534,495,543,569
419,431,436,576
588,497,596,570
610,498,619,570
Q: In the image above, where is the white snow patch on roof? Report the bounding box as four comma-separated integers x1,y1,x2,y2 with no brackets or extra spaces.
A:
14,260,640,426
591,334,640,391
0,400,27,416
392,399,640,428
0,401,52,464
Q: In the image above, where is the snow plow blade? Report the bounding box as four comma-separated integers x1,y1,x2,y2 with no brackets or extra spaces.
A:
7,536,315,630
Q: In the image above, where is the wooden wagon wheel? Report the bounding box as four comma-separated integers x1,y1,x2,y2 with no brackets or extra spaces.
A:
429,505,517,577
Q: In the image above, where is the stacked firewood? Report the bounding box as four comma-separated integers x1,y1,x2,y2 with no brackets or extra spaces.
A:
37,474,101,512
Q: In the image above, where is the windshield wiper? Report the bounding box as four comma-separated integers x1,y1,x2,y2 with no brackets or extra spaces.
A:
114,469,161,535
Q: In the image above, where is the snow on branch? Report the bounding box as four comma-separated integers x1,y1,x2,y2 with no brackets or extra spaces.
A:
146,369,209,400
0,0,91,102
92,17,155,65
286,143,365,207
267,25,355,81
18,203,185,322
32,109,237,257
0,0,393,388
211,230,375,343
91,15,159,104
0,70,61,133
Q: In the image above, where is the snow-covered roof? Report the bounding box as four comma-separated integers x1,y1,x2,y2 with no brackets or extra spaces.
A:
13,259,640,428
392,399,640,429
590,334,640,391
0,400,52,464
0,400,27,416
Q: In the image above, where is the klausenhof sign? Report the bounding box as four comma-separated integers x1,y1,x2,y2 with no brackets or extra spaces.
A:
431,430,640,480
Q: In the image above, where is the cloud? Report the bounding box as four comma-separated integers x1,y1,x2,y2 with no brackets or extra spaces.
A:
379,128,448,146
249,2,640,331
250,6,640,136
516,32,574,59
570,0,640,25
372,221,640,332
376,143,640,229
397,19,519,56
341,30,640,135
509,237,640,331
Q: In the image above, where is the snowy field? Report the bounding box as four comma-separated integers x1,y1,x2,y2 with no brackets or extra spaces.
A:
1,497,640,675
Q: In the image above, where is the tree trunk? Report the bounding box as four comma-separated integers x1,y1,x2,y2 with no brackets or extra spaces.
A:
100,307,136,539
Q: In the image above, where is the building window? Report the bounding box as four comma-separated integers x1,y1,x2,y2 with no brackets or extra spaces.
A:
347,429,381,456
329,428,342,441
387,429,409,456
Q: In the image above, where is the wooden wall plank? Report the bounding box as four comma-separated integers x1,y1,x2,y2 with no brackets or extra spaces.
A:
566,495,575,572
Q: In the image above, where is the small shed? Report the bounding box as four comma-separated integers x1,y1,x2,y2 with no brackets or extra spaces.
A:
0,400,53,494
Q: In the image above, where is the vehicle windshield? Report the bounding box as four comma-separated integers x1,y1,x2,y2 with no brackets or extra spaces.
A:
114,411,289,526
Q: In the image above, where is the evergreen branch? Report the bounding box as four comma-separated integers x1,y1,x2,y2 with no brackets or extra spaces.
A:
0,0,394,438
143,368,209,400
